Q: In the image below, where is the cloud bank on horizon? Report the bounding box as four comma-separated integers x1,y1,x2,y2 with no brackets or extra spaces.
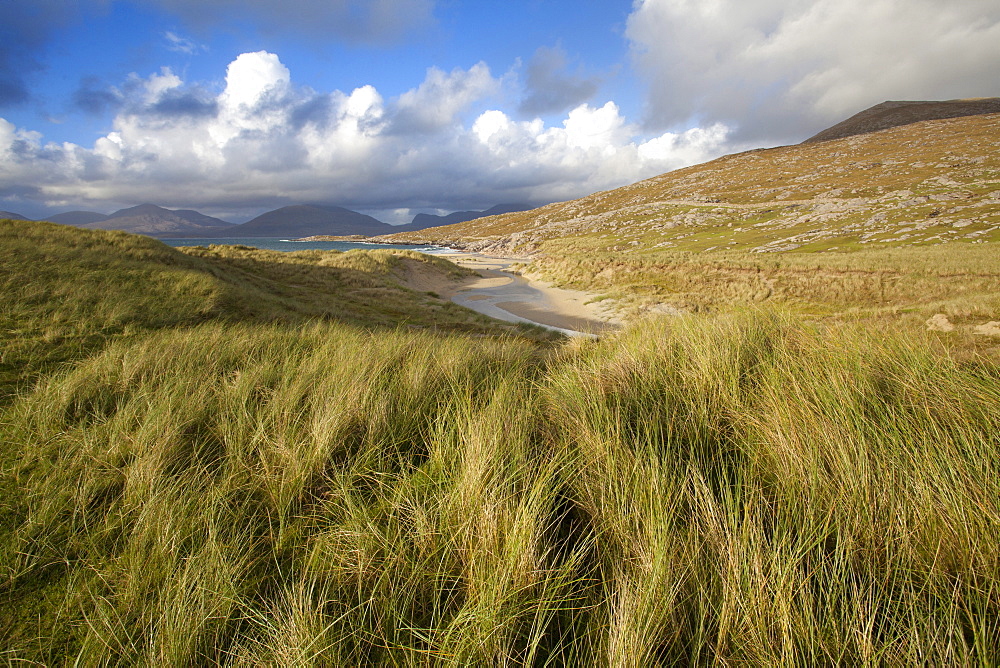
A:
1,0,998,221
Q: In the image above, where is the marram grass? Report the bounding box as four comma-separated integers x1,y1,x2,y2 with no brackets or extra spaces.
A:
3,312,999,665
0,219,549,401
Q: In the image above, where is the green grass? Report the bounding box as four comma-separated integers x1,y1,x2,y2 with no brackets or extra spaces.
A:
3,221,999,664
0,220,550,401
525,244,1000,350
2,314,998,664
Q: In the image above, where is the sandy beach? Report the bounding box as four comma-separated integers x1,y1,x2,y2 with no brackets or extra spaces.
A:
434,253,621,336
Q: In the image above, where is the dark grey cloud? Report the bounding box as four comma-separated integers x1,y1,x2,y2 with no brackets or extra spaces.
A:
73,77,123,115
0,0,78,108
518,46,600,117
150,0,436,45
627,0,1000,146
149,89,218,118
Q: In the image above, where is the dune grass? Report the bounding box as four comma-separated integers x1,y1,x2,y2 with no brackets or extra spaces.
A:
0,220,547,401
524,244,1000,352
2,221,998,664
3,311,998,664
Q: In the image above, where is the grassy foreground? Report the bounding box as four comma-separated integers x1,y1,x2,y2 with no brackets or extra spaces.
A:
2,221,999,664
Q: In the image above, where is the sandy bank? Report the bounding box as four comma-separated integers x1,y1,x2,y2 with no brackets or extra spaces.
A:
435,253,621,336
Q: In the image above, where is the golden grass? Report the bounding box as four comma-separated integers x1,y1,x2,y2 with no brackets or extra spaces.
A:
3,313,999,663
384,113,1000,256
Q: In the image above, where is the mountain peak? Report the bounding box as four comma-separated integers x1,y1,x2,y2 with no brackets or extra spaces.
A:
229,205,392,237
401,203,533,233
106,203,171,219
803,97,1000,143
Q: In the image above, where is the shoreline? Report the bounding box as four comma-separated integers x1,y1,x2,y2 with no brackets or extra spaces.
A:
292,237,618,336
438,252,620,337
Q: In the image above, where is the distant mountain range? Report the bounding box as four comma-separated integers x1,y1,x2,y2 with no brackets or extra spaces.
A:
5,97,999,243
232,205,391,237
47,211,113,225
3,202,533,239
77,204,235,236
402,204,531,232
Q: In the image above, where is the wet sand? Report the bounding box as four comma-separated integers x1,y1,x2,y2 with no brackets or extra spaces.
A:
439,253,620,337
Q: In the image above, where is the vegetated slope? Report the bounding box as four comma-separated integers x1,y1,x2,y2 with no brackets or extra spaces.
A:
804,97,1000,143
401,203,532,233
229,204,393,238
524,243,1000,346
0,210,28,220
0,219,533,398
3,312,999,664
47,210,109,225
384,112,1000,256
77,203,234,236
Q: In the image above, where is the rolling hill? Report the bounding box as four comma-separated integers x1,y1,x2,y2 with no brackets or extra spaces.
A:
78,203,234,236
3,101,1000,663
46,210,109,225
3,217,1000,665
380,109,1000,256
225,204,393,238
0,219,535,399
803,97,1000,143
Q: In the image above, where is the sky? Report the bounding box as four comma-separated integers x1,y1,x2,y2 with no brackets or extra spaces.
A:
1,0,998,224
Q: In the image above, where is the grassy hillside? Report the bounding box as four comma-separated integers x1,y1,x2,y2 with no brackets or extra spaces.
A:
521,244,1000,350
0,220,547,400
380,113,1000,337
383,112,1000,255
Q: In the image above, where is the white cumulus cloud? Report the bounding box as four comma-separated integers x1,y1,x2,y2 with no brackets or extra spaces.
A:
392,63,499,132
222,51,291,112
0,51,732,218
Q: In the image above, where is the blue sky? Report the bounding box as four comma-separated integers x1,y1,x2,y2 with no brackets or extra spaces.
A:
2,0,998,223
10,2,638,145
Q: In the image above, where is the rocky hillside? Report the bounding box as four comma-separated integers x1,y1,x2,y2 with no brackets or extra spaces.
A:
381,111,1000,256
804,98,1000,143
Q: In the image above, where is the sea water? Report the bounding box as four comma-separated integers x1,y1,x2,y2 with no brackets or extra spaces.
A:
160,237,454,255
